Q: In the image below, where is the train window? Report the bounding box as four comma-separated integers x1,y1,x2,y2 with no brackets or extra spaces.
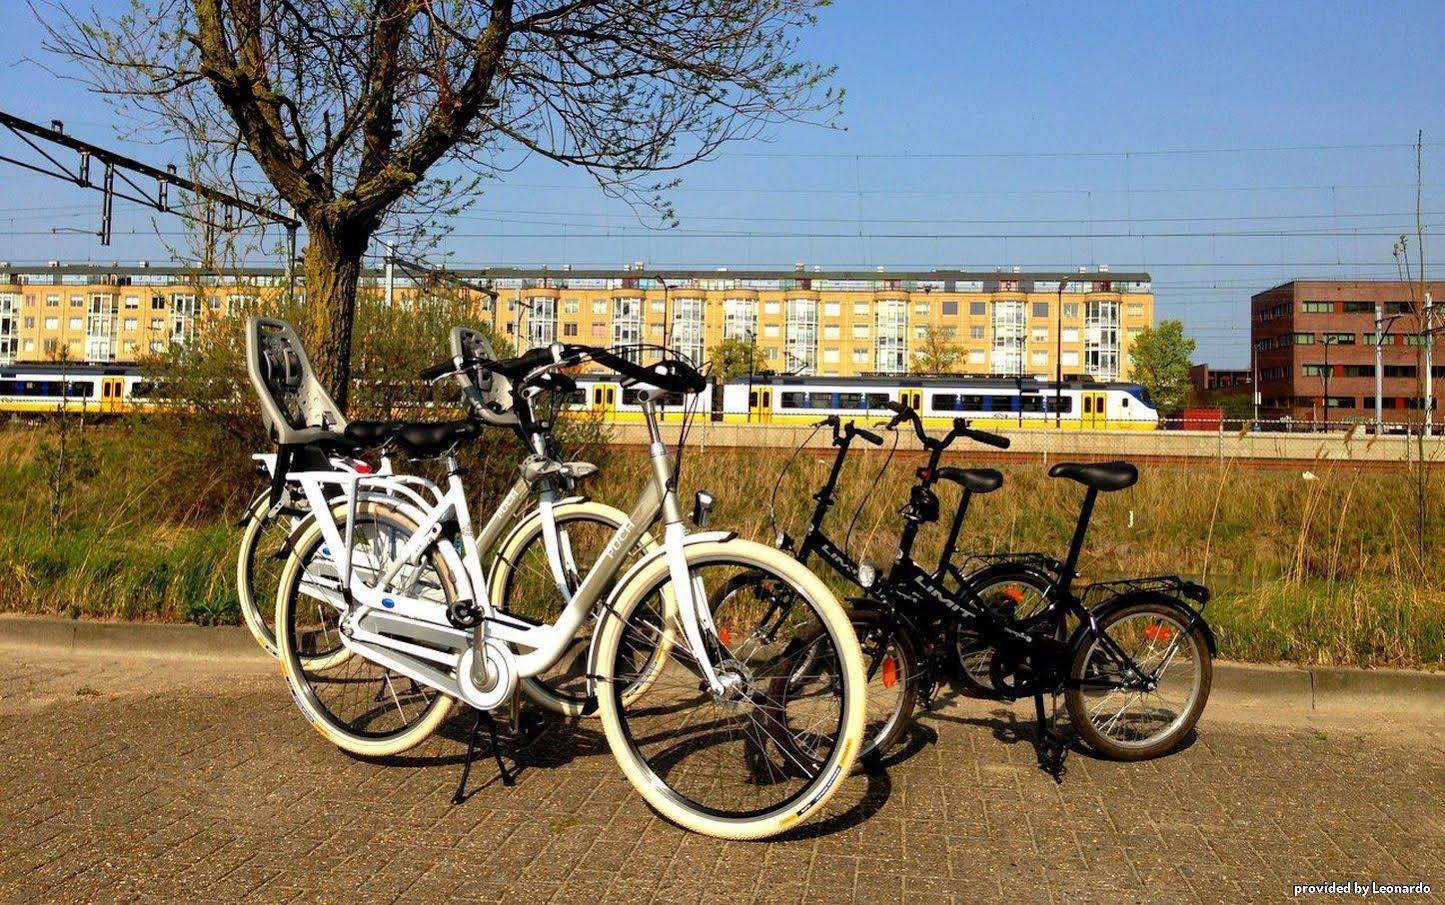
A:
748,390,758,407
131,381,156,398
1020,396,1045,413
985,396,1015,413
865,393,890,409
836,393,863,409
780,391,805,408
1046,396,1072,413
931,394,959,412
557,389,586,406
67,381,94,398
622,388,684,406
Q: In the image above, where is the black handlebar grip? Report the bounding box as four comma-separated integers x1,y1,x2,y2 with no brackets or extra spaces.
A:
419,359,455,381
854,427,884,446
963,427,1011,449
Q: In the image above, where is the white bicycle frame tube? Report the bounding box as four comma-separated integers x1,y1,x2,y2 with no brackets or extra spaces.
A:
291,397,726,697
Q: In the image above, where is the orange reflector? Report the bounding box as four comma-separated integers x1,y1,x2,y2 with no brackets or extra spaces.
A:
1144,624,1174,642
1003,587,1026,604
719,628,731,647
882,657,898,688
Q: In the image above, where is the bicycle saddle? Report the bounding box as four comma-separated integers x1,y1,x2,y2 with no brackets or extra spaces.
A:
937,466,1003,494
1048,461,1138,492
342,420,402,449
390,420,481,458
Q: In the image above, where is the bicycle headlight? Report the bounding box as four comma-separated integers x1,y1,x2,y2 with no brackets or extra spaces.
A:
857,562,879,589
691,489,716,528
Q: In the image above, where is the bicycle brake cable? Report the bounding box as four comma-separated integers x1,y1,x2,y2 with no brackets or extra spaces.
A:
844,426,899,559
768,421,824,542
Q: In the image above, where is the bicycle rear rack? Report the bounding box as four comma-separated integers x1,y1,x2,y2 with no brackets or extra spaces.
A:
1079,575,1210,607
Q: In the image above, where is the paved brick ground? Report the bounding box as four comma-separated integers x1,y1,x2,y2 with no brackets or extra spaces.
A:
1,645,1440,904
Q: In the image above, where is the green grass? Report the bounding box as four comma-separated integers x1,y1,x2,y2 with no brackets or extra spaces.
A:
2,422,1441,669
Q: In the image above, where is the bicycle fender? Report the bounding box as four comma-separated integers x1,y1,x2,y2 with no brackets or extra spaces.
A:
580,529,738,714
1071,592,1217,657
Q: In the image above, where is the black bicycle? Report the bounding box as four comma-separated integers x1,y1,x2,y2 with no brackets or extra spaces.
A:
712,413,1055,759
852,402,1215,773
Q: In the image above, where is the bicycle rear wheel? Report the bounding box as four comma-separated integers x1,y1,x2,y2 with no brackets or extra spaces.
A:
236,492,287,657
1065,600,1211,760
488,501,657,715
275,502,455,757
952,568,1053,697
595,540,865,840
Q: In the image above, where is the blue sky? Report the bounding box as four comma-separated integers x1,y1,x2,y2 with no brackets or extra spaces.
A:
1,0,1443,367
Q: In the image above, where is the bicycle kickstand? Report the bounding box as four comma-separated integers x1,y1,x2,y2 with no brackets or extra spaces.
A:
452,708,515,805
1032,693,1069,784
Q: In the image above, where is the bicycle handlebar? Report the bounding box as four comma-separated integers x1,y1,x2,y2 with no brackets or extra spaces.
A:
881,401,1011,451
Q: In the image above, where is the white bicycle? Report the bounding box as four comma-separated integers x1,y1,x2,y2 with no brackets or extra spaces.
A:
248,319,867,839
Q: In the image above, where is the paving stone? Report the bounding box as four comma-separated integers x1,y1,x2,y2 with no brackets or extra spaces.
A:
0,645,1441,903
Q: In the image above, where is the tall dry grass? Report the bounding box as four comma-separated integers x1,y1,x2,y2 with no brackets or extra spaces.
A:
1,424,1440,667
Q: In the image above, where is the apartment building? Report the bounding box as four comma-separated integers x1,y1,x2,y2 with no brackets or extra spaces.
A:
1252,279,1445,425
0,264,1154,381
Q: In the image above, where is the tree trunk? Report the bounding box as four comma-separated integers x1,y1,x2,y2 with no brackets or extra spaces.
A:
301,225,370,414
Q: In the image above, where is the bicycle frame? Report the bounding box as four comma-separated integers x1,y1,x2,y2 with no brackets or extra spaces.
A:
289,393,728,708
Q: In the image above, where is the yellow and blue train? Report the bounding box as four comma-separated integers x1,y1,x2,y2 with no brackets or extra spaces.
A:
2,363,1159,431
573,374,1159,430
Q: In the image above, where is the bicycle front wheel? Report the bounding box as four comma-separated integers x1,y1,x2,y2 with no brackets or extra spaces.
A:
595,540,865,840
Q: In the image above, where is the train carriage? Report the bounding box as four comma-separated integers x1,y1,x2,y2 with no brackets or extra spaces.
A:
0,363,153,416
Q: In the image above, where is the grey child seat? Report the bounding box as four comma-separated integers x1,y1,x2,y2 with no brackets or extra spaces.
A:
246,316,351,448
447,326,520,427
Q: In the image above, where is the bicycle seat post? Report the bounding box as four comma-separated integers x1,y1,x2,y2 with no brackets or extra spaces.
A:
936,486,973,579
1059,486,1100,586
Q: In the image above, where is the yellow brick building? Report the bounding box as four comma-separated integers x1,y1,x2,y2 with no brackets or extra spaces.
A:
0,264,1153,381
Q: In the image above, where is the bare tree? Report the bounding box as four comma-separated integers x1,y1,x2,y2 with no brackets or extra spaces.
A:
38,0,841,410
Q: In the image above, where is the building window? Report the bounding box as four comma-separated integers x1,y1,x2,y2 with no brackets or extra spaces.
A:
46,295,60,308
763,324,780,338
611,297,643,357
1324,332,1355,345
823,324,840,340
970,325,985,340
852,349,869,364
941,301,958,316
989,300,1026,376
1030,350,1048,367
524,295,557,350
68,317,81,330
764,302,781,316
1062,327,1079,343
123,318,137,331
1293,333,1314,345
1062,350,1080,368
822,348,840,364
43,316,59,329
823,302,841,317
786,297,819,374
853,302,869,316
70,295,83,308
1126,303,1145,316
650,299,665,314
563,322,578,337
563,300,579,314
592,299,607,315
874,299,907,374
151,295,165,310
969,301,986,316
1342,301,1373,313
914,302,930,316
670,296,705,365
723,297,758,341
150,318,164,331
1063,302,1079,319
1084,299,1121,380
1302,301,1333,313
1031,327,1048,343
1032,301,1049,318
852,324,869,340
124,296,139,309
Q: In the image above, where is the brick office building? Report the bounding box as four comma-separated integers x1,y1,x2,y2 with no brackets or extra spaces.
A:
1252,280,1445,426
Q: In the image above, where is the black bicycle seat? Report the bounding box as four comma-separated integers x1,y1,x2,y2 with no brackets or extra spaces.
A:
937,467,1003,494
343,420,402,449
391,420,481,458
1048,461,1138,492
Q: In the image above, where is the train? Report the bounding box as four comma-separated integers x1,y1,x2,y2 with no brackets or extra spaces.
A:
572,373,1159,430
2,362,1160,430
0,363,154,415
